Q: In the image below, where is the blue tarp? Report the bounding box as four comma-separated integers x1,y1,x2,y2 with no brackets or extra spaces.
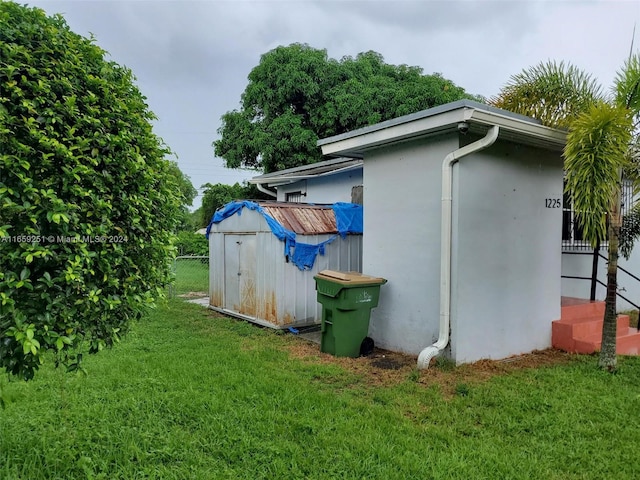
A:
206,201,362,271
332,202,363,238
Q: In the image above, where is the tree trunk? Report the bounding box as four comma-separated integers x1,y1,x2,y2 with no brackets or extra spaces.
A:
599,196,621,371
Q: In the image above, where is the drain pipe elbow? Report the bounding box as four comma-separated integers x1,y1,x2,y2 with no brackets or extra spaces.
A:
255,183,277,198
417,125,500,369
417,345,441,369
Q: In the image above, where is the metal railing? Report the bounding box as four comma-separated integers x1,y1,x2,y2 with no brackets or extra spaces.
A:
561,248,640,313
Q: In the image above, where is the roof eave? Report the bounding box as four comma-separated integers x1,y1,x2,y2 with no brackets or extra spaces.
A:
469,109,566,152
250,157,363,183
250,159,363,186
319,108,469,157
318,105,567,157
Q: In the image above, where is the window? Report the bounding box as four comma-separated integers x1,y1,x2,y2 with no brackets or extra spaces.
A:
562,188,585,247
286,191,304,203
562,178,633,250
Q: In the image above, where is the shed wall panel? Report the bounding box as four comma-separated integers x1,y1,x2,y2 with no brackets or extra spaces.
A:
209,233,224,308
207,209,269,233
208,206,362,328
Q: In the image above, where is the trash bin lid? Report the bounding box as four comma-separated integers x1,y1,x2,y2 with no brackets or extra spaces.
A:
316,270,387,285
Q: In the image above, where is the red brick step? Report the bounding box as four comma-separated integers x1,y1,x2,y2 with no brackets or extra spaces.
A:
552,297,640,355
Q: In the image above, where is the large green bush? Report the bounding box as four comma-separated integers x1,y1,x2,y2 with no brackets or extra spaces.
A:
175,231,208,256
0,3,182,379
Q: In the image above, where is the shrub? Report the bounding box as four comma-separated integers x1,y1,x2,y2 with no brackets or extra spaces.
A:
0,3,182,379
175,231,208,256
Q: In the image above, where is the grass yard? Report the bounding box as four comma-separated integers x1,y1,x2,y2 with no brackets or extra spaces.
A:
2,300,640,479
171,257,208,298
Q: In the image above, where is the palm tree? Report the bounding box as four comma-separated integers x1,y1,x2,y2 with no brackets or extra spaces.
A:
491,55,640,371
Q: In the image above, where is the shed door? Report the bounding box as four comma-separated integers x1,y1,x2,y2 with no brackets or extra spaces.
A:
224,234,257,316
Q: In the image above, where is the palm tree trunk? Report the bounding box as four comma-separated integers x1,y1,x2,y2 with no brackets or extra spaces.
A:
599,196,621,371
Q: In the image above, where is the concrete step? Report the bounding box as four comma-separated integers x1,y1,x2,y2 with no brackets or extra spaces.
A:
553,314,628,340
560,300,605,321
552,309,630,353
573,327,640,356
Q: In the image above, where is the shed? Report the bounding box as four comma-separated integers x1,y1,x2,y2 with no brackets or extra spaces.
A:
206,201,363,328
318,100,567,366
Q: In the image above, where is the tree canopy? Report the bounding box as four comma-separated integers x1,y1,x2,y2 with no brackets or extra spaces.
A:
0,3,183,380
197,182,270,229
166,160,198,232
214,44,479,174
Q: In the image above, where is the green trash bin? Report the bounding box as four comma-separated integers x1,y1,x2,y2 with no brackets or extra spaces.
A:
314,270,387,358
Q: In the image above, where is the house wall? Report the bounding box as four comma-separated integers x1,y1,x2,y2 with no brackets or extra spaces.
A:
363,133,563,363
451,140,563,363
364,134,458,355
208,208,362,328
276,169,363,204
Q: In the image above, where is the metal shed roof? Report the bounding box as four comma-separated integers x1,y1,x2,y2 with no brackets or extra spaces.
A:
260,202,339,235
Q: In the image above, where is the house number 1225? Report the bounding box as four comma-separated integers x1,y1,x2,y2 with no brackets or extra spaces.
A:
545,198,561,208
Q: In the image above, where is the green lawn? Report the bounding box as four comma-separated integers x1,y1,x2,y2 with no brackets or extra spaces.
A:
1,300,639,479
171,257,208,297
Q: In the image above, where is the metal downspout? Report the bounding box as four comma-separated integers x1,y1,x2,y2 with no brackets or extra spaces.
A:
417,125,500,369
256,183,277,198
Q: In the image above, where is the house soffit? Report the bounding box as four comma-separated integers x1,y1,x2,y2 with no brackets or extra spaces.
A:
250,157,363,185
317,100,567,158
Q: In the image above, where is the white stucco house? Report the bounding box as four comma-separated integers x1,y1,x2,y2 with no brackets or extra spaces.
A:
318,99,568,366
249,157,363,204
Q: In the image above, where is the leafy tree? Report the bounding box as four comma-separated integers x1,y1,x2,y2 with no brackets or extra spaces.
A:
0,3,183,380
189,207,204,230
214,43,478,173
166,160,198,232
174,231,208,256
491,57,640,371
198,182,269,228
167,160,197,208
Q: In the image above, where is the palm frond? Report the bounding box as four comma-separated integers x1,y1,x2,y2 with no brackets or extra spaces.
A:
622,134,640,189
564,102,633,246
620,201,640,259
490,61,604,129
614,53,640,116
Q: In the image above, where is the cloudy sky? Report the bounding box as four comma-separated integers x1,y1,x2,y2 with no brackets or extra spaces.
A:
26,0,640,209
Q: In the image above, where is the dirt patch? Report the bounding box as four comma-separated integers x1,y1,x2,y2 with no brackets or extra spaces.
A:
286,342,417,386
370,356,407,370
178,291,208,298
285,338,576,394
417,349,576,397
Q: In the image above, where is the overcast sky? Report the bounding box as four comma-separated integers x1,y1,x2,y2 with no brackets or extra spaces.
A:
25,0,640,209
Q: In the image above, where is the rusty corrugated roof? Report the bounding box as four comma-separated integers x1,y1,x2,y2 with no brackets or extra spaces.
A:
261,203,338,235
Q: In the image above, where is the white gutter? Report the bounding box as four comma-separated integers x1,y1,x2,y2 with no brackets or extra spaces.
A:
417,125,500,369
249,163,363,187
255,183,277,198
